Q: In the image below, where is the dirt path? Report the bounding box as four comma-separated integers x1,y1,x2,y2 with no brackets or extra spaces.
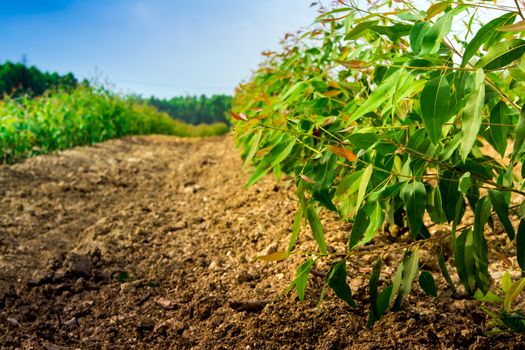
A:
0,135,523,349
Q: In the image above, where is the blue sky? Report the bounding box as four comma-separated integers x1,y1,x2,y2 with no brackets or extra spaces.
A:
0,0,318,97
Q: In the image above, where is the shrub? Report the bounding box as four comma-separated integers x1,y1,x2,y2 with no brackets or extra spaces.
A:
232,0,525,330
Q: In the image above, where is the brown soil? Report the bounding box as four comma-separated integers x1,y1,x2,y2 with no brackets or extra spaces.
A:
0,135,524,349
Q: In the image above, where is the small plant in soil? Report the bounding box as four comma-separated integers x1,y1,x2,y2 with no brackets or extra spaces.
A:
232,0,525,331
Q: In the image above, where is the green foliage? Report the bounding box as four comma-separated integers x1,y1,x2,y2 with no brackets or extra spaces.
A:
477,272,525,334
419,271,438,297
287,259,314,301
0,86,229,163
144,94,232,125
326,260,356,307
0,61,79,97
232,0,525,329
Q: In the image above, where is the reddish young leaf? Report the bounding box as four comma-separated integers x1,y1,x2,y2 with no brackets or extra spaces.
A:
499,20,525,32
322,116,338,126
230,111,248,121
335,59,369,69
300,174,316,184
329,145,357,161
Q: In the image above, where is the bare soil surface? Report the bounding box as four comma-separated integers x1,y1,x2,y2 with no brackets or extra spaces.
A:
0,135,524,349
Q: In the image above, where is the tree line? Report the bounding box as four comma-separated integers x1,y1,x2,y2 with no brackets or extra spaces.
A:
145,95,232,125
0,61,79,97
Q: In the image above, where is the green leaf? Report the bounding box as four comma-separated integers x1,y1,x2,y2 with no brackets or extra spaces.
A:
270,139,296,167
461,13,516,67
370,23,413,41
243,129,262,169
502,271,513,294
376,285,393,319
439,171,463,223
460,69,485,161
282,81,309,102
517,219,525,273
399,248,420,299
390,261,404,304
475,39,525,70
512,103,525,162
438,254,457,292
349,69,407,122
367,259,382,327
419,271,438,297
409,22,431,53
501,312,525,333
504,278,525,312
420,75,450,145
359,202,384,246
455,229,477,295
472,197,491,294
287,206,303,252
486,101,510,157
314,153,337,189
459,172,472,194
392,248,420,310
307,204,327,255
488,190,515,241
246,138,295,186
473,289,502,302
246,161,271,188
401,181,427,238
347,133,379,150
289,259,314,301
349,207,370,250
510,58,525,82
327,260,356,307
427,185,447,223
336,170,363,197
313,188,338,212
356,164,373,211
420,10,456,55
440,132,461,161
345,20,379,40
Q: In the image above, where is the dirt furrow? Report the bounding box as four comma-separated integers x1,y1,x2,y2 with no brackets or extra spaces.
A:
0,135,523,349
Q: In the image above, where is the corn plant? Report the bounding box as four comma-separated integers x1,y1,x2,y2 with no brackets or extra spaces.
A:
233,0,525,329
0,86,229,163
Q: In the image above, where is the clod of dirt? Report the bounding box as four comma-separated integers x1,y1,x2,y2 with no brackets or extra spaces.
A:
155,297,177,310
236,271,254,284
64,317,78,328
6,317,20,327
119,279,143,293
257,242,278,256
229,300,270,313
58,252,93,278
183,183,203,194
0,284,17,308
43,341,71,350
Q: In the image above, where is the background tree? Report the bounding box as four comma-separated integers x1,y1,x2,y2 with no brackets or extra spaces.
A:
0,61,79,97
145,94,232,125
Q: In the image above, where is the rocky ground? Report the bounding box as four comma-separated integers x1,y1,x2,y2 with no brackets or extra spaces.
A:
0,135,524,349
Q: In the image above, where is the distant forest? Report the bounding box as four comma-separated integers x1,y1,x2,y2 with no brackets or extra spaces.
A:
0,61,79,97
145,95,232,125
